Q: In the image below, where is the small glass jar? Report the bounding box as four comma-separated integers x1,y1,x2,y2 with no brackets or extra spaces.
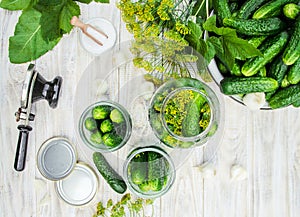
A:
79,100,132,152
148,78,220,148
123,146,175,198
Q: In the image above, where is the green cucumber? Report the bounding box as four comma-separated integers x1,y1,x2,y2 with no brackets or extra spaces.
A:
237,0,268,19
247,35,268,48
241,31,289,76
283,3,300,19
282,17,300,65
223,17,286,36
182,93,207,137
268,56,289,86
93,152,127,194
216,61,229,74
214,0,231,25
220,77,278,95
287,58,300,84
147,151,166,191
253,0,298,19
281,75,291,87
229,2,239,13
257,66,267,77
293,99,300,107
268,84,300,109
130,152,148,185
230,62,243,76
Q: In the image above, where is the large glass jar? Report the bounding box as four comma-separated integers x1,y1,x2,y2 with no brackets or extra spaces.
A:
123,146,175,198
148,78,221,148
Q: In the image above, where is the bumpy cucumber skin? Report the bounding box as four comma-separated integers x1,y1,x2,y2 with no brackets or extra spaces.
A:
253,0,298,19
268,84,300,109
282,17,300,65
268,56,289,86
214,0,231,24
287,57,300,84
93,152,127,194
241,31,289,76
223,17,285,36
247,35,268,48
220,77,278,95
237,0,268,19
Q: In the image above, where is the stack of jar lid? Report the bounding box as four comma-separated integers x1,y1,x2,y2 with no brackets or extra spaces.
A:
37,137,98,206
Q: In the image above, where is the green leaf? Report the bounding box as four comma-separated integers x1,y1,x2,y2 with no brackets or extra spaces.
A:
59,0,80,33
185,21,203,48
74,0,93,3
33,3,64,41
203,15,235,36
38,0,65,6
203,15,262,69
94,0,110,3
223,35,262,60
9,8,61,63
0,0,32,10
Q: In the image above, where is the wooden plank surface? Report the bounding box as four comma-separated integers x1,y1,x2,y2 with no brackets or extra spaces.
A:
1,1,300,217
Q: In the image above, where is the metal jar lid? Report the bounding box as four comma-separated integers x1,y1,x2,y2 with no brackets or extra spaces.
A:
55,162,98,206
37,137,77,181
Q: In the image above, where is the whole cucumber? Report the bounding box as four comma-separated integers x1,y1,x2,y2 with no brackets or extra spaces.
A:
253,0,298,19
93,152,127,194
223,17,286,36
237,0,268,19
214,0,231,25
268,84,300,109
220,77,278,95
282,17,300,65
287,58,300,84
241,31,289,76
268,56,289,86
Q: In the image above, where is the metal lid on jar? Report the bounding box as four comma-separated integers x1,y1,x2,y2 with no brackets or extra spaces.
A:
55,163,98,206
37,137,77,181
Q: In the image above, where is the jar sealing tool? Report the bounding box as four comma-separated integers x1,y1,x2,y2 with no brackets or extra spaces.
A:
14,64,62,172
71,16,108,46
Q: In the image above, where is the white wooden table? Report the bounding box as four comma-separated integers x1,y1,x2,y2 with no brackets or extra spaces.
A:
1,2,300,217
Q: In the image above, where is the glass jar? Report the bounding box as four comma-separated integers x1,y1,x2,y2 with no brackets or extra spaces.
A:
148,78,220,148
123,146,175,198
79,100,132,152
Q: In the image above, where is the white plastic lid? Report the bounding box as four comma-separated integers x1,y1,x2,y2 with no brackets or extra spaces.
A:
79,17,117,55
55,163,98,206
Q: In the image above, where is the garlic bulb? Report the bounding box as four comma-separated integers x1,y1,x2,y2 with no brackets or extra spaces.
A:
230,164,247,181
242,92,266,110
195,162,216,179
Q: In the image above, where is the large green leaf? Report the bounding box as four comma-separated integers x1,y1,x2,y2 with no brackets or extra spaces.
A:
9,8,61,63
0,0,32,10
94,0,110,3
59,0,80,33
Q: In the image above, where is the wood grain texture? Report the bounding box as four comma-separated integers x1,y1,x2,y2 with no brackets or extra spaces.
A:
1,1,300,217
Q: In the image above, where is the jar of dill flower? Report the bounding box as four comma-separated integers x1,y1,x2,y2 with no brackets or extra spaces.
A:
148,78,221,148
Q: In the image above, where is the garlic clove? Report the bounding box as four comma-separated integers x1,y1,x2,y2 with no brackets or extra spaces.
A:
230,164,247,181
195,162,216,179
242,92,266,110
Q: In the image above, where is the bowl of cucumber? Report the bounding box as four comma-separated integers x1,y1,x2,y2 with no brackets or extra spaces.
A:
123,146,175,198
148,78,220,148
79,100,132,152
207,1,300,110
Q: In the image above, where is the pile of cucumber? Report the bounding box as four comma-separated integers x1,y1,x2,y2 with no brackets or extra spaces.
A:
215,0,300,109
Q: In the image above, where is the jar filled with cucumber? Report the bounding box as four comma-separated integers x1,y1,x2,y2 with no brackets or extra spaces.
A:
213,0,300,109
123,146,175,198
79,101,132,152
148,78,220,148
